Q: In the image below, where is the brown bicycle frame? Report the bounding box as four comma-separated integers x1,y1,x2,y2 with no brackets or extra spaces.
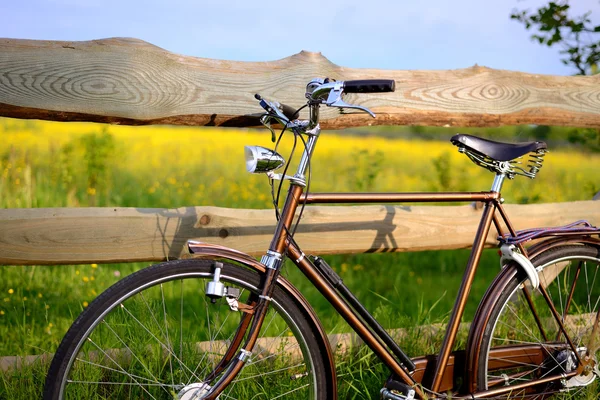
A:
195,96,598,397
246,183,598,398
268,186,505,397
197,181,597,399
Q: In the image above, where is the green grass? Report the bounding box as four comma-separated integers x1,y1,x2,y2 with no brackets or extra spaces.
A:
1,117,599,398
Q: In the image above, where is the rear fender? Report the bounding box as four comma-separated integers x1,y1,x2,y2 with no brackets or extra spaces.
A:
525,235,600,258
186,241,337,398
465,236,600,392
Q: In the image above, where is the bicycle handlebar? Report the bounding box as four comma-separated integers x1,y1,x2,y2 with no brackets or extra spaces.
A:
256,77,395,129
343,79,395,93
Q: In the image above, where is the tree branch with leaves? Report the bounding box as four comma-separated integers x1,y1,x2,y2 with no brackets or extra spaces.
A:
511,1,599,75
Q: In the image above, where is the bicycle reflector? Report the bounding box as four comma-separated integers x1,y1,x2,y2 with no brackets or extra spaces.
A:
244,146,285,173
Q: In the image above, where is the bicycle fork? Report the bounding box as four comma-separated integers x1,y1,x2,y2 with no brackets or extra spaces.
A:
197,265,281,400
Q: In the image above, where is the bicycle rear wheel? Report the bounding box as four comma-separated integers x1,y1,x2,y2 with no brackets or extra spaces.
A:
476,244,600,399
44,259,331,399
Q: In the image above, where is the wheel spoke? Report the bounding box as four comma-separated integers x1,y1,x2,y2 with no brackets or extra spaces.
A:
74,357,173,387
119,302,201,381
99,320,162,385
160,283,175,390
85,336,159,399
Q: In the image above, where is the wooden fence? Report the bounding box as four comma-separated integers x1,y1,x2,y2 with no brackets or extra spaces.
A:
0,37,599,265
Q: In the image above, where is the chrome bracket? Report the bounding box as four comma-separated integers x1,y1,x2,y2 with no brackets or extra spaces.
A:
226,297,239,312
265,171,306,187
239,349,252,363
500,244,539,289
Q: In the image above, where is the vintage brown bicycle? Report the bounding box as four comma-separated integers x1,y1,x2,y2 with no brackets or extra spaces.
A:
44,78,600,399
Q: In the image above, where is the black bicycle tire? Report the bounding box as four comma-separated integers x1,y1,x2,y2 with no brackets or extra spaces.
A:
476,244,600,398
43,259,331,399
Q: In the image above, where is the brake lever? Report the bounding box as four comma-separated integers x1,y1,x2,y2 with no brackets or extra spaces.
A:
256,94,293,141
325,84,375,118
256,94,290,122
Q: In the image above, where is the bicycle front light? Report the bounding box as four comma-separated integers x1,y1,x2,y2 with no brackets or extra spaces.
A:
244,146,285,173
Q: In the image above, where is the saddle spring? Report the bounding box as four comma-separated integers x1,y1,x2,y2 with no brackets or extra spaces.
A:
459,147,547,179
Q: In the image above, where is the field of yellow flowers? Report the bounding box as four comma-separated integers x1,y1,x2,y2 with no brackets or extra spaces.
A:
2,118,598,209
1,117,599,398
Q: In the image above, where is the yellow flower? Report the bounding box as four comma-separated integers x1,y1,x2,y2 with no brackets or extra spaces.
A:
82,276,90,283
0,310,4,315
8,289,14,295
87,187,96,195
23,296,27,301
83,301,89,307
91,264,97,269
341,263,348,274
76,270,80,275
38,293,43,298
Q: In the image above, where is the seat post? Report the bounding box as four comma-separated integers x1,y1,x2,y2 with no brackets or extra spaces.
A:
491,173,506,193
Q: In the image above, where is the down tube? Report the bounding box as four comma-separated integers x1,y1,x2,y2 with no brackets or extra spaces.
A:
285,242,426,398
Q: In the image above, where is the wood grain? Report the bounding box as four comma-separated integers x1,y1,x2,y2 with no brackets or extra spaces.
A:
1,38,599,129
0,201,598,265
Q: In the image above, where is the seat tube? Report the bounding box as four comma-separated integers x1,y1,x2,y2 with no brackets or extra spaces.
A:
431,200,497,392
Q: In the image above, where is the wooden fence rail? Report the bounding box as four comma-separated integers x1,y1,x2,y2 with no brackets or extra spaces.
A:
1,37,599,267
1,38,600,129
1,201,598,265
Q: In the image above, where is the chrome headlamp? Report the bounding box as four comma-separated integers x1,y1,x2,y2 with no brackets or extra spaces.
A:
244,146,285,173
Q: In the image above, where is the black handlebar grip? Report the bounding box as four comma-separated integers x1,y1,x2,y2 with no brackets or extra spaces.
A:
279,103,300,120
343,79,395,93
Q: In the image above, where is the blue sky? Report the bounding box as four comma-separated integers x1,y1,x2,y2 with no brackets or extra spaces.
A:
1,0,598,76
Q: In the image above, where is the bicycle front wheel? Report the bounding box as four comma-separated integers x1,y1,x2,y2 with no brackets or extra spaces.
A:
476,244,600,399
44,259,330,399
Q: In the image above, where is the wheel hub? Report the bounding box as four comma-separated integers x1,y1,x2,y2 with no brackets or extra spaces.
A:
177,382,215,400
563,348,598,389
